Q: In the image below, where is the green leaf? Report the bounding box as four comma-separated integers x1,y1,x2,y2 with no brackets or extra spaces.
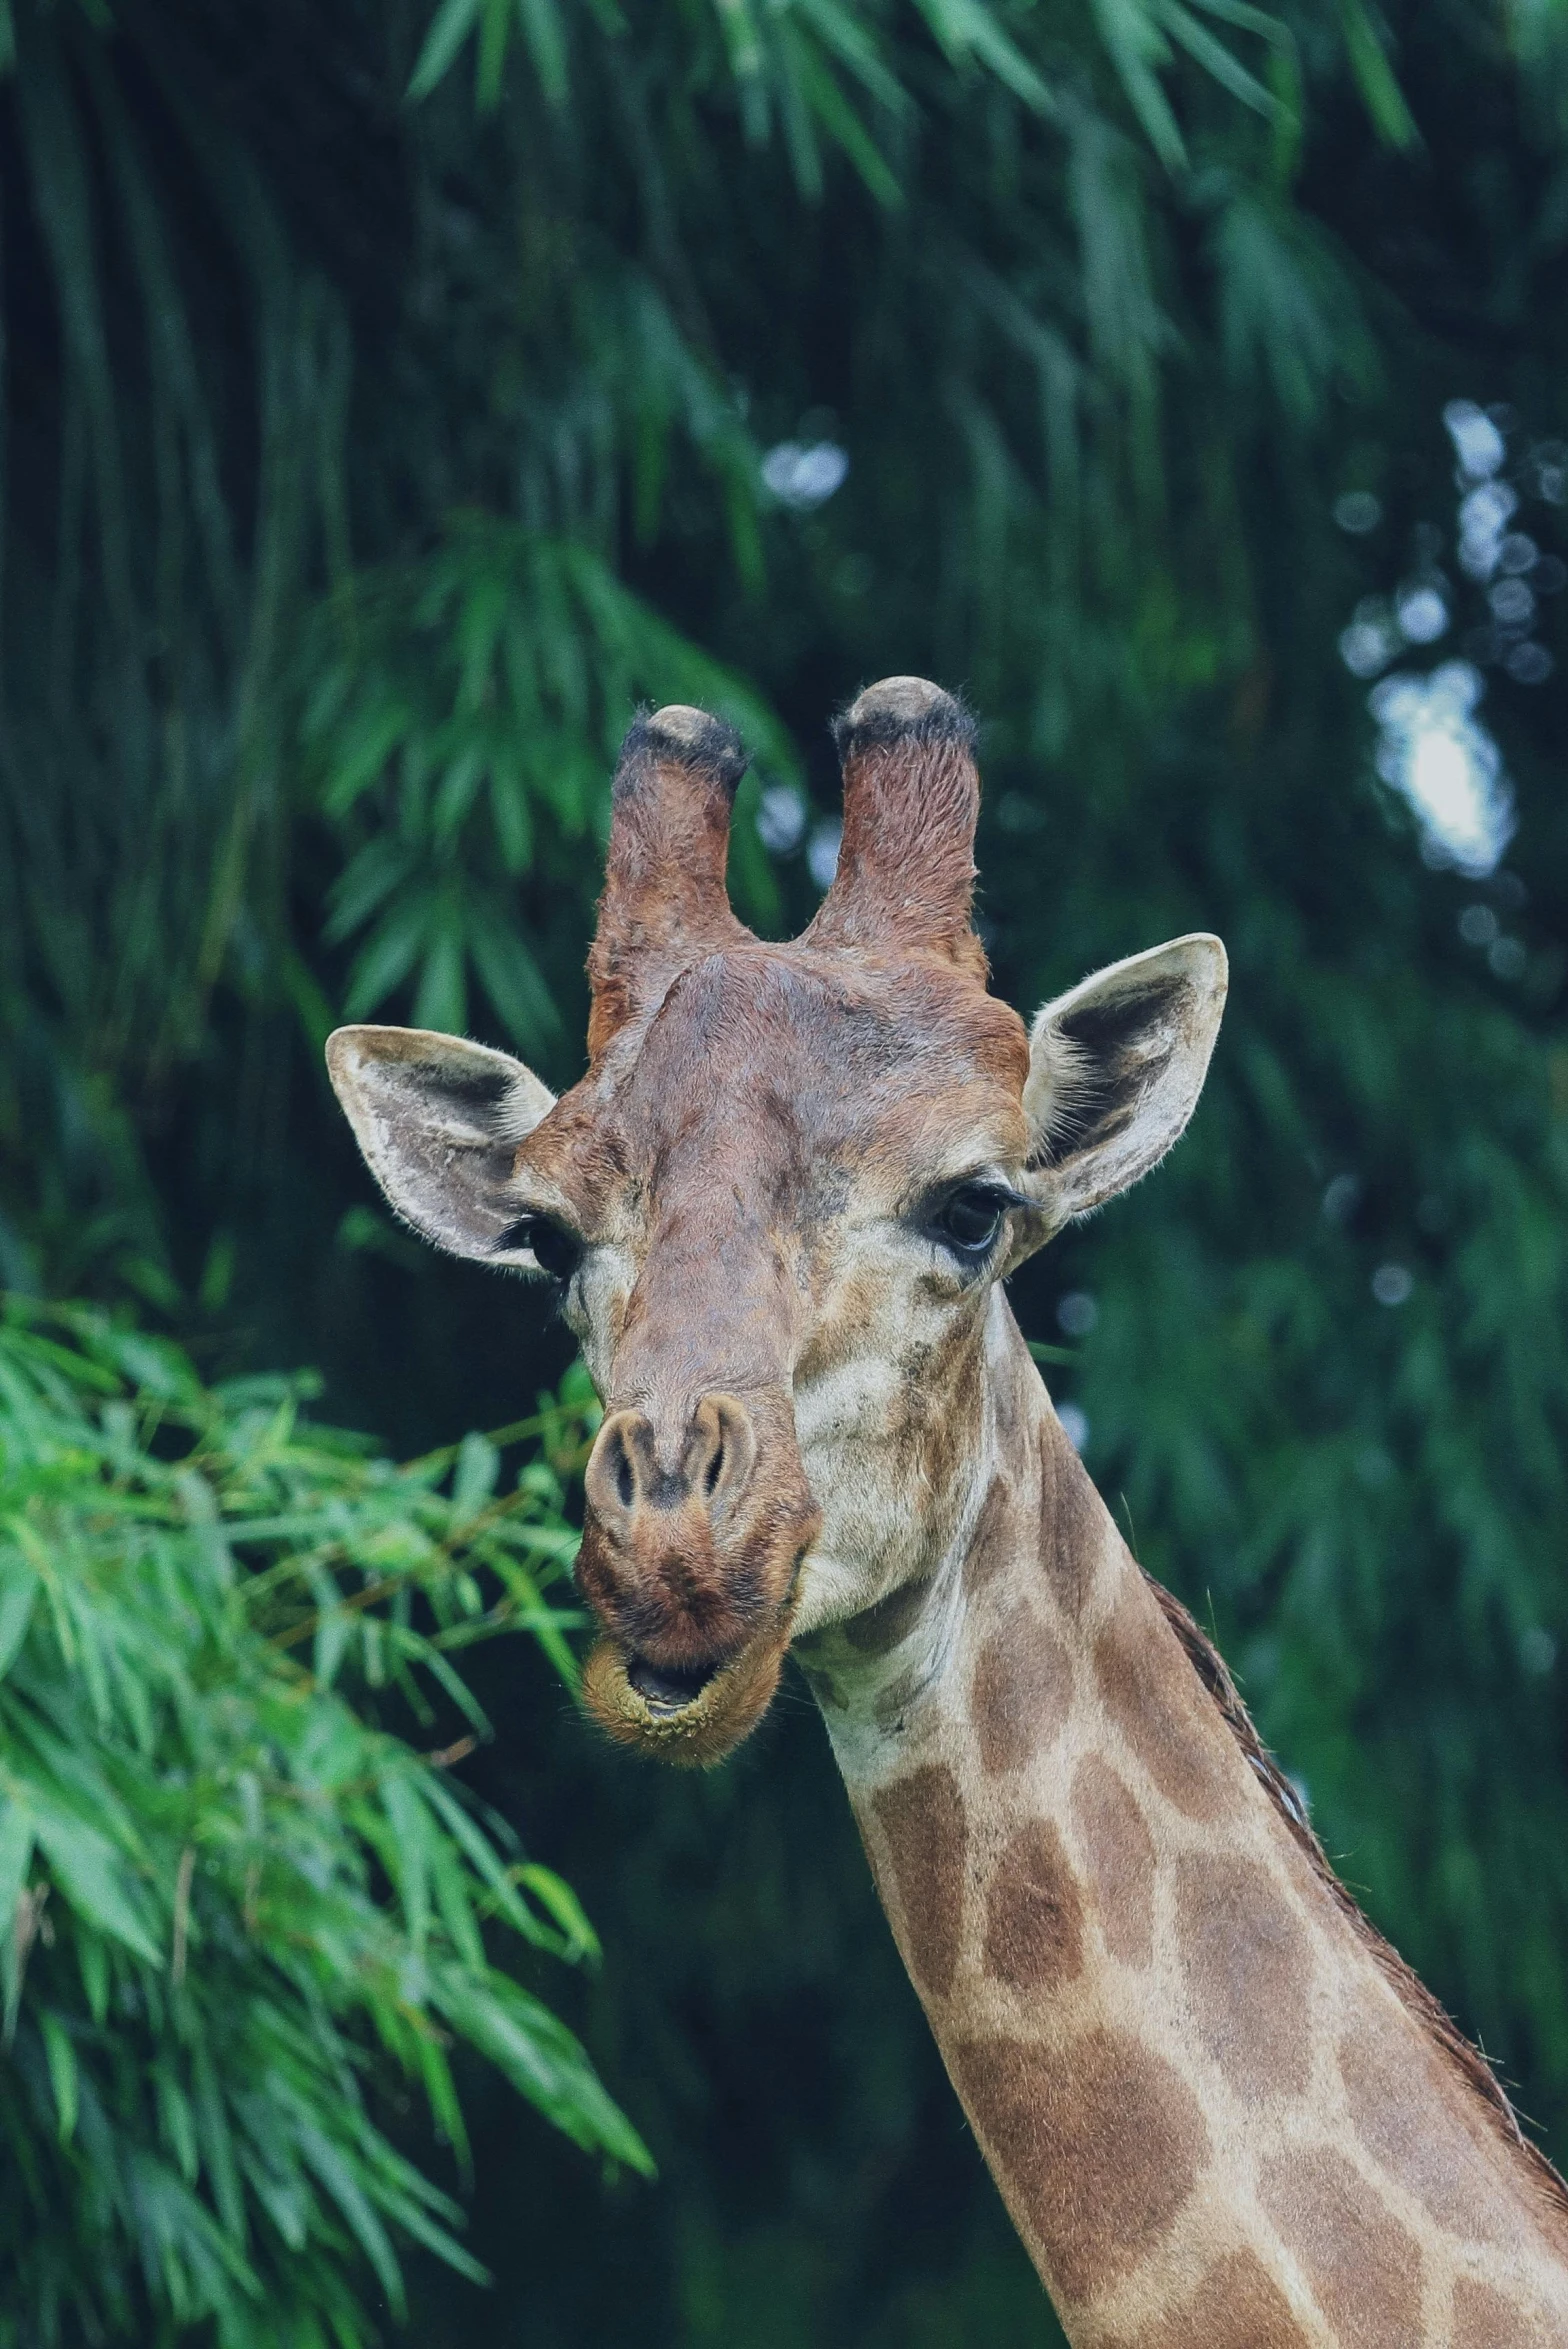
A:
411,917,469,1035
789,32,903,207
415,2031,472,2172
342,897,433,1019
1181,0,1287,34
34,1811,161,1964
406,0,486,100
518,1863,600,1963
380,1771,433,1949
1088,0,1186,168
437,1969,654,2172
320,700,413,814
795,0,909,117
0,1799,35,2035
313,1602,352,1688
76,1928,109,2026
295,2122,406,2315
0,1553,37,1678
915,0,1055,114
1336,0,1417,148
1159,0,1277,117
40,2010,78,2143
451,1431,500,1522
467,915,560,1049
513,0,569,108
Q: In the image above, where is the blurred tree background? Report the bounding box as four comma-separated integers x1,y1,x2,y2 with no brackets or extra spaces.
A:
1,0,1567,2340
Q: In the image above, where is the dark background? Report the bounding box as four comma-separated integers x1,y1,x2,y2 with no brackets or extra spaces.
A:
3,1,1568,2339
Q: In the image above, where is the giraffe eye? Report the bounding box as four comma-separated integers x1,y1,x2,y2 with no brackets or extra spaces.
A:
931,1184,1008,1259
498,1214,583,1282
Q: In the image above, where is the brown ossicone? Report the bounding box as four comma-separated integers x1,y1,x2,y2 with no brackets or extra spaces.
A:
805,676,988,977
586,703,756,1060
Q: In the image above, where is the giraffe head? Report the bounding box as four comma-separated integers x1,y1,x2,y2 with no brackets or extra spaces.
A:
327,680,1226,1763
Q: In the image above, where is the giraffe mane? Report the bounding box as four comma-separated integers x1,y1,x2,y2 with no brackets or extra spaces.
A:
1145,1573,1568,2229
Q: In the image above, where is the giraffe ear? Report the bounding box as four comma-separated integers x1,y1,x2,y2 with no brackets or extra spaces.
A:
326,1026,556,1262
1021,936,1227,1221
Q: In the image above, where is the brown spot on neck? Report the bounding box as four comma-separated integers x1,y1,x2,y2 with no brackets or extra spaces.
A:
1339,2003,1541,2251
1175,1853,1312,2099
981,1820,1084,1992
870,1763,968,2000
1451,2277,1554,2349
844,1575,933,1656
1103,2249,1313,2349
1259,2144,1423,2349
1148,1576,1568,2231
962,1470,1017,1596
1069,1755,1156,1969
1041,1417,1108,1619
1092,1585,1241,1824
988,1316,1034,1455
950,2028,1208,2306
969,1602,1073,1775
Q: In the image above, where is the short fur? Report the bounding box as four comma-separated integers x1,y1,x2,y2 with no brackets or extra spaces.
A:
1147,1576,1568,2227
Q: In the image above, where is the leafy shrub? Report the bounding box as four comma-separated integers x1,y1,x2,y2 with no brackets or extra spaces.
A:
0,1299,647,2348
307,517,792,1049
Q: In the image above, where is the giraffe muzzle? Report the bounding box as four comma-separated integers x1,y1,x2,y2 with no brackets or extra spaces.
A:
575,1390,821,1763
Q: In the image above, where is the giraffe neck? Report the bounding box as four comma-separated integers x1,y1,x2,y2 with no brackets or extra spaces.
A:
799,1300,1568,2348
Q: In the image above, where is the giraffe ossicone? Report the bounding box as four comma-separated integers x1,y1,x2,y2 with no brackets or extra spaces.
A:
328,683,1568,2346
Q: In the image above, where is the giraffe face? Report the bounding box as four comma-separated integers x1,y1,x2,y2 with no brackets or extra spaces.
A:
537,938,1037,1757
326,682,1227,1763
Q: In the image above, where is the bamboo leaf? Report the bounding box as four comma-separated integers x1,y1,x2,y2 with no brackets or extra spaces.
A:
1159,1,1277,116
34,1812,160,1965
451,1431,500,1522
513,0,569,107
518,1863,600,1963
342,897,433,1019
295,2122,406,2314
1088,0,1186,167
406,0,486,100
0,1800,35,2036
0,1554,37,1678
1336,0,1418,148
914,0,1055,113
40,2010,78,2143
476,0,514,106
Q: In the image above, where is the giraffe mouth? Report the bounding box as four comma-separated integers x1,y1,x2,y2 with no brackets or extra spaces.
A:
580,1623,794,1764
625,1652,720,1714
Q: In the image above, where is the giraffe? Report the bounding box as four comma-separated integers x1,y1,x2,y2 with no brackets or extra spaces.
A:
327,679,1568,2345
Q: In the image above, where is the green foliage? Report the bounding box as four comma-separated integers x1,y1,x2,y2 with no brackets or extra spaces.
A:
307,518,790,1049
0,1301,646,2346
0,0,1380,1308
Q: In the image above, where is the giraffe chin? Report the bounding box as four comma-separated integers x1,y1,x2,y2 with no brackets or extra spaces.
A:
581,1628,791,1766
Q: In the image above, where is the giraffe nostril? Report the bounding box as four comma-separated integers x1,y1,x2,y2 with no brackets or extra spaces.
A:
585,1410,661,1536
686,1392,756,1520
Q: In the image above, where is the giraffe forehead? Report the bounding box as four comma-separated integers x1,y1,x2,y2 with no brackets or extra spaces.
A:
627,946,1029,1138
539,943,1031,1221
